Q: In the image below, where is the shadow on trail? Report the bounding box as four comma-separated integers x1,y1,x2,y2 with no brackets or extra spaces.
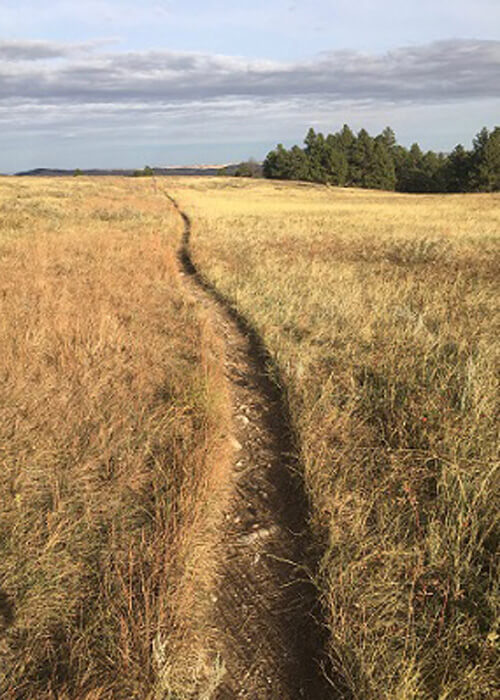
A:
166,192,342,698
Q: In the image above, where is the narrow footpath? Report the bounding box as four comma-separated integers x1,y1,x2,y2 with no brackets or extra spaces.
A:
167,193,332,699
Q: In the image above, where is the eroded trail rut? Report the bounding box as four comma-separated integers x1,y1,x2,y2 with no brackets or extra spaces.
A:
168,195,330,699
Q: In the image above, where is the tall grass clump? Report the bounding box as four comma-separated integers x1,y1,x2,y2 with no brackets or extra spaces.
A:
169,177,499,699
0,178,232,699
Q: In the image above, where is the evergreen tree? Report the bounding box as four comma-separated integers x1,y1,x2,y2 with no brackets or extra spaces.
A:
397,148,446,192
350,129,374,186
472,127,500,191
378,126,397,152
446,145,472,192
336,124,356,183
409,143,424,168
263,144,293,179
303,127,317,152
393,145,411,189
289,145,311,181
365,141,396,190
473,127,490,157
324,134,347,184
323,144,348,186
337,124,356,153
421,151,447,192
262,124,498,193
304,129,328,183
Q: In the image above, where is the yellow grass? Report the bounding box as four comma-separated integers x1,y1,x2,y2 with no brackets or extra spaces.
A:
0,177,231,698
1,174,498,698
168,177,499,699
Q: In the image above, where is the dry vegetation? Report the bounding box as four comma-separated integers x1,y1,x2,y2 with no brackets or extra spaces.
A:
1,174,497,699
0,177,231,698
168,177,499,699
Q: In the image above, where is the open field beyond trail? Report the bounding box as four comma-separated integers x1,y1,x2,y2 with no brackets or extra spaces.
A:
168,178,499,699
0,176,498,699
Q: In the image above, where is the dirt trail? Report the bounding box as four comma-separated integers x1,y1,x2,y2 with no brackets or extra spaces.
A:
167,194,331,699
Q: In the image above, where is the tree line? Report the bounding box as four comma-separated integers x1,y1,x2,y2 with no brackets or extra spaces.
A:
262,125,499,192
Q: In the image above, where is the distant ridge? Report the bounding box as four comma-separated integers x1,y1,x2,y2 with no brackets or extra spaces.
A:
15,165,240,177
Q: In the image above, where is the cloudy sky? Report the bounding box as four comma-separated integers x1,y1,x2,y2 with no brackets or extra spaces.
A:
1,1,499,171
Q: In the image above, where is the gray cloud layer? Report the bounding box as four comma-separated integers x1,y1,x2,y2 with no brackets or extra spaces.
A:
0,40,70,60
1,38,499,105
1,37,499,171
0,39,109,61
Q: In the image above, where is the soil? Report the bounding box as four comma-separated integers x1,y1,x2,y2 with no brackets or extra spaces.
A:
167,194,333,699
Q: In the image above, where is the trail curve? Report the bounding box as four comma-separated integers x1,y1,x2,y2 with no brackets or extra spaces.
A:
166,192,332,699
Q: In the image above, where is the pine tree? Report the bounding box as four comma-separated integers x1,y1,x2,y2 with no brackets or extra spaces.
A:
445,145,472,192
396,143,444,192
304,129,329,183
473,127,490,156
304,127,317,153
289,145,310,181
322,144,348,186
365,141,396,190
350,129,375,187
337,124,356,153
472,127,500,191
378,126,397,152
421,151,447,192
262,149,279,178
409,143,424,168
263,144,293,179
336,124,356,184
262,124,497,192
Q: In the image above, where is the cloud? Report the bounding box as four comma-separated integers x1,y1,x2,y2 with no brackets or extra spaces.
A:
1,37,499,170
0,40,70,61
0,39,114,61
0,38,499,105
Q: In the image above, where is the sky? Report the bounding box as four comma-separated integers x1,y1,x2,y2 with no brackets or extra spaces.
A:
1,1,499,171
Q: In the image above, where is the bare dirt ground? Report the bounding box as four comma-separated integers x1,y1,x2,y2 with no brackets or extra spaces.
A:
166,194,332,698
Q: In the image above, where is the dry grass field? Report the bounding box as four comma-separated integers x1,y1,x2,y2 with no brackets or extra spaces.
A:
0,177,232,698
168,177,499,699
1,175,498,699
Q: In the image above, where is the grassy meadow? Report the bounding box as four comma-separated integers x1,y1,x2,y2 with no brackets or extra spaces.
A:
0,174,498,699
168,177,499,699
0,177,232,698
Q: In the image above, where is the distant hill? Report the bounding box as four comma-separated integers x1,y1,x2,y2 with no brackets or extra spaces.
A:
15,165,240,177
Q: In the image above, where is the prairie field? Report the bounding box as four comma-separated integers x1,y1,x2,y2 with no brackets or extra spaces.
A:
168,177,499,699
0,177,231,698
0,175,498,699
